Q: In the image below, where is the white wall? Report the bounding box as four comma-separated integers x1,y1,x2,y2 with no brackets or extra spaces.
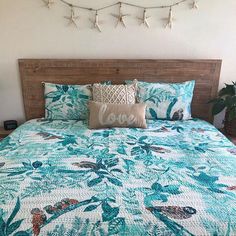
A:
0,0,236,126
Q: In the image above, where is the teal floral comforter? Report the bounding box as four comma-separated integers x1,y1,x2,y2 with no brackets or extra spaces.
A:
0,119,236,236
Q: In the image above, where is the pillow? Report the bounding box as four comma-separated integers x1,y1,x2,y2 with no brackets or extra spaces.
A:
101,80,112,85
127,80,195,120
89,101,147,129
92,83,136,104
44,83,92,120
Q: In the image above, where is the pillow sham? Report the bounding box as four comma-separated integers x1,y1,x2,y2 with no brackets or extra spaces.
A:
127,80,195,120
44,83,92,120
89,101,147,129
92,83,136,104
101,80,112,85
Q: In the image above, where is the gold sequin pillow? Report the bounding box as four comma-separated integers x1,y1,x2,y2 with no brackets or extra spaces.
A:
92,83,137,104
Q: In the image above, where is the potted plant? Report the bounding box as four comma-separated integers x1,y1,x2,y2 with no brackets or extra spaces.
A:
210,82,236,135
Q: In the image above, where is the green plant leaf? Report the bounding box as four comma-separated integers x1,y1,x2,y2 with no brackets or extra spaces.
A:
62,85,69,92
208,98,220,104
108,217,125,235
52,96,61,102
219,84,235,97
149,108,158,119
22,162,31,168
107,178,123,187
162,185,181,195
101,201,120,222
96,170,109,176
138,136,148,143
84,204,99,212
110,169,123,173
225,96,236,108
45,91,62,98
211,82,236,116
87,177,103,187
101,201,112,213
131,146,144,156
91,196,100,202
102,207,119,222
7,171,27,177
212,99,226,115
6,197,20,227
66,103,73,107
13,231,30,236
79,94,89,99
117,146,127,155
0,216,6,236
0,162,5,168
228,108,236,121
105,158,119,168
6,219,23,235
151,182,162,191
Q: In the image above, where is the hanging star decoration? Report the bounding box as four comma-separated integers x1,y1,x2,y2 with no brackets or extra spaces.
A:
90,11,103,32
41,0,201,31
165,7,174,29
191,0,199,9
42,0,54,9
64,6,79,28
137,9,151,28
111,3,130,28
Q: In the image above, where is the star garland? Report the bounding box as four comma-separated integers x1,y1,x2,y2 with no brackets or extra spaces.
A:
90,11,103,32
137,9,151,28
41,0,199,31
165,7,174,29
42,0,54,9
191,0,199,9
111,2,130,28
64,6,80,28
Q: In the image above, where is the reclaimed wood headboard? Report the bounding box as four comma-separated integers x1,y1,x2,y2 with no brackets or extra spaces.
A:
19,59,222,122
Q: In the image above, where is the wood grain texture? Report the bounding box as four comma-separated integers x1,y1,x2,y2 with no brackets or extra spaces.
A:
18,59,222,122
0,127,14,139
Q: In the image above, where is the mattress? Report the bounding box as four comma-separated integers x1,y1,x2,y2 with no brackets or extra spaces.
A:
0,118,236,236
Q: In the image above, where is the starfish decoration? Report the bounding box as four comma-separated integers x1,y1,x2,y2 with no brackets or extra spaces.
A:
42,0,54,9
191,1,199,9
90,11,102,32
111,3,130,28
165,7,174,29
64,7,79,28
137,9,151,28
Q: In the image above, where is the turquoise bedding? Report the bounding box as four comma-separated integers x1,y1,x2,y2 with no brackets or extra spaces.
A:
0,119,236,236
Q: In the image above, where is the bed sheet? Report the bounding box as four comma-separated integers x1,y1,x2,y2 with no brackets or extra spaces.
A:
0,118,236,236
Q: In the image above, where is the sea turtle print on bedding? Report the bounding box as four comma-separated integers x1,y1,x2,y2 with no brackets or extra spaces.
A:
0,119,236,236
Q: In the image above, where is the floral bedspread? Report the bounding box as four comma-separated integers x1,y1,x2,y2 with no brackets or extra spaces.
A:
0,119,236,236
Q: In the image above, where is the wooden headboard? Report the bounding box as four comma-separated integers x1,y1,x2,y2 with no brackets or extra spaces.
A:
19,59,222,122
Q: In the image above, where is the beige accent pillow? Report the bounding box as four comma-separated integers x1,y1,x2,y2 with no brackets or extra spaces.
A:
92,83,136,104
89,101,147,129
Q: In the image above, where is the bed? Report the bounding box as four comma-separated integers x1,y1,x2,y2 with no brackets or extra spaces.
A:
1,59,236,236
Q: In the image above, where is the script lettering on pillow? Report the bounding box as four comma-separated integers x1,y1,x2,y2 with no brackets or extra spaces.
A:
89,101,147,129
98,103,137,126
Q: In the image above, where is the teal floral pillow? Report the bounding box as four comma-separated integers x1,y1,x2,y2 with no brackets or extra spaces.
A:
128,80,195,120
44,83,92,120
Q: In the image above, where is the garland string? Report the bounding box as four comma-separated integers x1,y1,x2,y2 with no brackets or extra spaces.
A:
58,0,190,12
42,0,199,30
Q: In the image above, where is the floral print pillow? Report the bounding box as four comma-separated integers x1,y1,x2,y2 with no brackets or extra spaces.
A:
130,80,195,120
44,83,92,120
